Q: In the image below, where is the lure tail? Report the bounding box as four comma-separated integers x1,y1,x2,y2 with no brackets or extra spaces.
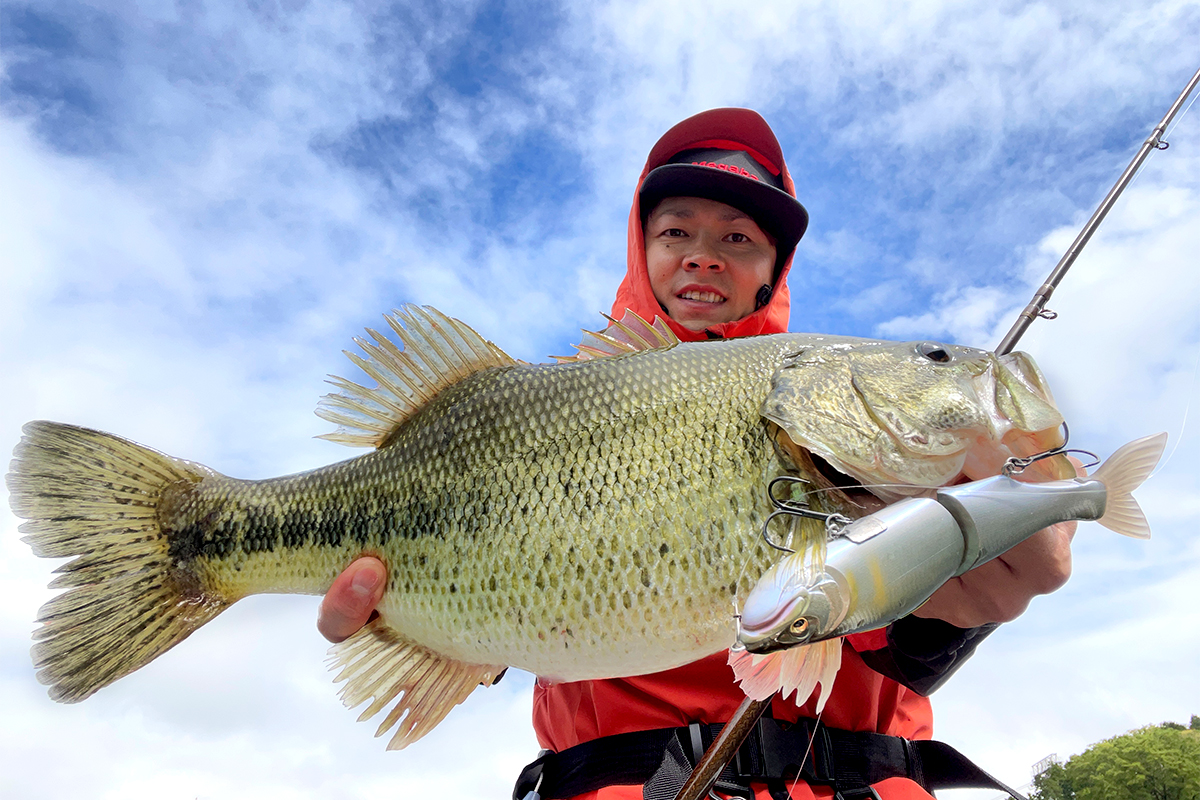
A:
728,639,842,711
1092,432,1168,540
7,421,229,702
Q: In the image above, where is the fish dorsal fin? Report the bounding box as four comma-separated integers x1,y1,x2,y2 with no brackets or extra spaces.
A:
317,305,516,448
552,310,679,363
328,618,505,749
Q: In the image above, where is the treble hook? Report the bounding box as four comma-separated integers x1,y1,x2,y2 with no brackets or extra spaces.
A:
1001,422,1100,476
760,476,852,553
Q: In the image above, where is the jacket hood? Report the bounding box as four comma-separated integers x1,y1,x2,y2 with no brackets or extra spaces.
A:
610,108,798,341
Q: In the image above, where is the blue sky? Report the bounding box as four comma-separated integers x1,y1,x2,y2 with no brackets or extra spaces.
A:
3,2,1199,798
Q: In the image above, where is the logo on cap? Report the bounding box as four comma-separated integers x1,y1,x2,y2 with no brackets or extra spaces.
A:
689,161,762,181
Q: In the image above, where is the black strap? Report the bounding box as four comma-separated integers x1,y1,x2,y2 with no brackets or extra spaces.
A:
512,718,1027,800
913,739,1025,795
513,728,677,800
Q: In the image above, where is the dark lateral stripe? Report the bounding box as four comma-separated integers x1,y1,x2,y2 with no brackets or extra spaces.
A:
166,487,465,566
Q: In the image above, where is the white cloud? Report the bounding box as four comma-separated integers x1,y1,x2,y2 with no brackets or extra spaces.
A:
874,285,1010,345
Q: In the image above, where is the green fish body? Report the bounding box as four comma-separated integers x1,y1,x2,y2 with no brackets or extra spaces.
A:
7,307,1069,748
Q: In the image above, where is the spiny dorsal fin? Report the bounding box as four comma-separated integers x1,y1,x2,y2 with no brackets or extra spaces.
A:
552,309,679,363
317,305,516,448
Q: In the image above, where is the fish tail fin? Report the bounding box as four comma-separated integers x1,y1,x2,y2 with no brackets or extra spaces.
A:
1092,432,1168,540
7,421,229,702
728,638,843,712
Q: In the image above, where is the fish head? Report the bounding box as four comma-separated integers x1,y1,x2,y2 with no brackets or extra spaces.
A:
762,339,1074,505
737,551,849,654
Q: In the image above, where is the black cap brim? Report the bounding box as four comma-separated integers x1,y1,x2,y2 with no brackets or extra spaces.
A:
639,163,809,265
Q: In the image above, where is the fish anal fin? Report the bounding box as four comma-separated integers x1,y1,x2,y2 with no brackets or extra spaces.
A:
553,310,680,363
728,638,843,712
327,618,504,750
317,306,517,449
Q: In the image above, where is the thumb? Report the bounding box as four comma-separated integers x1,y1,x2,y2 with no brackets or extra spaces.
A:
318,557,387,643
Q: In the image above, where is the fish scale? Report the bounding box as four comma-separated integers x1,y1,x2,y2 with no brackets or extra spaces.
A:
8,305,1068,749
360,336,798,677
159,335,798,679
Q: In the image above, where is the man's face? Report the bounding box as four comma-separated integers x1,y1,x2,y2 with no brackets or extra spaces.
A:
645,196,777,332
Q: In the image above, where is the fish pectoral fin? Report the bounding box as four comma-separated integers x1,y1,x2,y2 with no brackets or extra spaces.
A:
327,618,505,750
316,305,518,449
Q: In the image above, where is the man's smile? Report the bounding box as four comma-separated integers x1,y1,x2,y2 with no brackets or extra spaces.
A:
677,286,727,305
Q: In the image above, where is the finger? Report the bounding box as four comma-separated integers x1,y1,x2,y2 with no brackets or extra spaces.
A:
317,557,387,643
995,522,1075,596
915,521,1076,627
915,565,1026,628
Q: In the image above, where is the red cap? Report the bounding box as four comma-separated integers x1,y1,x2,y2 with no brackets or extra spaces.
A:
639,108,808,264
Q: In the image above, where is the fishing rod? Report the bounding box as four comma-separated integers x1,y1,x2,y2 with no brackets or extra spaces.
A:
995,65,1200,355
673,65,1200,800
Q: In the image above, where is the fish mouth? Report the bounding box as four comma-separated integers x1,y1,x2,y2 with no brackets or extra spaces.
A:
806,433,1071,511
771,422,1071,519
805,452,888,513
792,448,888,515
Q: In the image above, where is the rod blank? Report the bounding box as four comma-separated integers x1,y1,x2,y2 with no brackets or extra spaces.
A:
995,65,1200,355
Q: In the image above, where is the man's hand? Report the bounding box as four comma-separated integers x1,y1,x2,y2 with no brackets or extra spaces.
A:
318,556,386,643
914,455,1084,629
913,519,1076,628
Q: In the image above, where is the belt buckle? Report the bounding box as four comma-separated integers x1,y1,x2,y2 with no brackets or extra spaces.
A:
689,721,753,800
834,789,882,800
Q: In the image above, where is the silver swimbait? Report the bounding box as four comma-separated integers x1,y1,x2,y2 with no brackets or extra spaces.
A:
736,433,1166,657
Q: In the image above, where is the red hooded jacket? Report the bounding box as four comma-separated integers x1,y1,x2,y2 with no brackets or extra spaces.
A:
530,110,938,800
609,110,795,342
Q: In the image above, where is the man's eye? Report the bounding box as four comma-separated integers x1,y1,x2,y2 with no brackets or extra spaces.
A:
664,228,687,237
726,233,749,243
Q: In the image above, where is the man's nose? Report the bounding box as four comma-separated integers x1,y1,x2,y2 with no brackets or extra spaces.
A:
683,234,725,271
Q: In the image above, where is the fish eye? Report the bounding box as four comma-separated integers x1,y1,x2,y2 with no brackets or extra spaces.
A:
918,342,952,363
789,618,809,635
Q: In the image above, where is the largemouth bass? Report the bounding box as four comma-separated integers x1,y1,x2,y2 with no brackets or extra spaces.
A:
7,306,1072,749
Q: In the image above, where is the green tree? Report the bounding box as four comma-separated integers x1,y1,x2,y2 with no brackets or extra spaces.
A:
1032,724,1200,800
1031,760,1074,800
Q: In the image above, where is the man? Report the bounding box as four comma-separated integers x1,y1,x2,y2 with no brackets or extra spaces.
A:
319,109,1074,799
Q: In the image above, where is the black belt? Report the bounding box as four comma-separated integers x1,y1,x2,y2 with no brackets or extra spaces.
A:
512,717,1027,800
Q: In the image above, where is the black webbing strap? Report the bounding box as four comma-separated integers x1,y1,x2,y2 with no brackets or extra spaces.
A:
913,739,1026,796
512,717,1028,800
513,728,677,799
